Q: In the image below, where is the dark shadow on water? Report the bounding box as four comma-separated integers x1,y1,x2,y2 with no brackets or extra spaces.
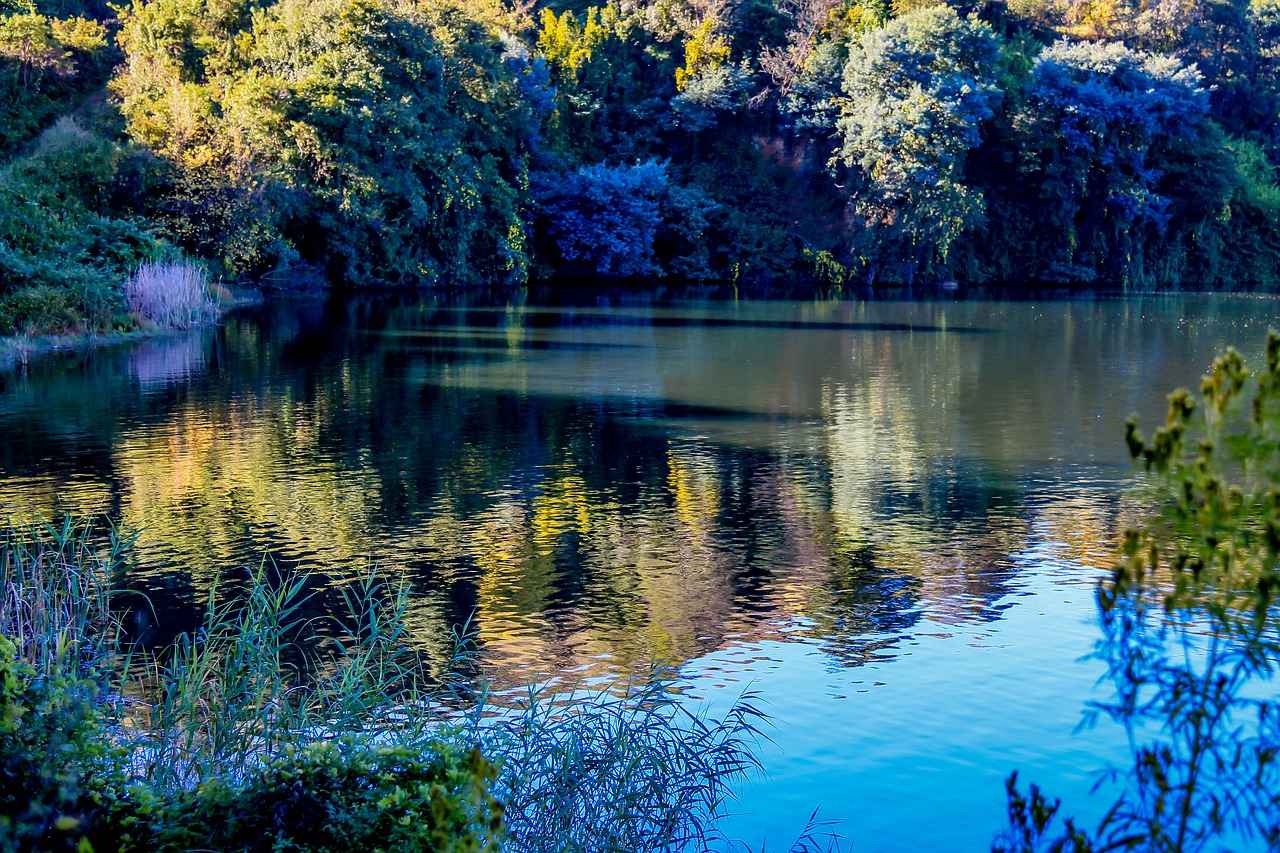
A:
621,401,819,424
516,312,993,334
365,334,648,353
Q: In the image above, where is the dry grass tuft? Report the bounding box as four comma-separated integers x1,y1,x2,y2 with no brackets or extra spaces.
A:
126,261,219,330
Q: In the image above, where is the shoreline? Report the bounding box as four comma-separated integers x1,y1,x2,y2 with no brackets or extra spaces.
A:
0,291,262,374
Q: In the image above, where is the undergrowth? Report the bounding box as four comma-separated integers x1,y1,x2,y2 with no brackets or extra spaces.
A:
0,515,837,853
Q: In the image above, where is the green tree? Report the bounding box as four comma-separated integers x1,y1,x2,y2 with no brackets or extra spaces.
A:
113,0,536,286
835,5,1000,283
0,6,107,151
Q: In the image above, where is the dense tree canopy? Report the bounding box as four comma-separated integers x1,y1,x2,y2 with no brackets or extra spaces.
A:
1000,40,1223,286
1,0,1279,319
112,0,534,285
836,5,1001,282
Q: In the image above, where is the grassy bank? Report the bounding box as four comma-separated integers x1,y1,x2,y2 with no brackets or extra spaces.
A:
0,516,829,853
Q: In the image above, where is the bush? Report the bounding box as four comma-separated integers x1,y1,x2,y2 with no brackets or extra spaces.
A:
0,285,81,335
0,518,838,853
536,160,716,280
0,638,502,853
0,521,505,853
995,331,1280,851
146,740,502,853
0,10,110,154
0,636,122,853
0,119,172,334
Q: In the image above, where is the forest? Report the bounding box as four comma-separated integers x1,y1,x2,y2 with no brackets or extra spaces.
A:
1,0,1279,335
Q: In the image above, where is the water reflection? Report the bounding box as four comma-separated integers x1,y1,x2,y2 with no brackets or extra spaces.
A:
0,295,1274,689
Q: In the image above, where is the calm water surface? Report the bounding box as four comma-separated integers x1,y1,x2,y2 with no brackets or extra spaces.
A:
2,293,1277,850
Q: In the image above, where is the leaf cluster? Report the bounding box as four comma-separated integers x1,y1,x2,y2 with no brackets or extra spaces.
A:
994,331,1280,852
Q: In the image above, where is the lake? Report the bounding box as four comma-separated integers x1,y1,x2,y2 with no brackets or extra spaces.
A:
1,292,1276,850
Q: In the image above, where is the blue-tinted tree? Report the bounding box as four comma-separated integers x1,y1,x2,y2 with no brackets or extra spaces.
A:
538,160,668,278
537,159,715,279
1010,39,1217,287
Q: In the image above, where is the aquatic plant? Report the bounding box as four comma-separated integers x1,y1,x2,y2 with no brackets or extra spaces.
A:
125,261,219,330
462,671,767,853
0,516,833,852
0,515,127,677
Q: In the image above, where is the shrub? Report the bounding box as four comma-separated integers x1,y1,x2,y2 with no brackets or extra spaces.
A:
537,160,717,280
538,160,670,278
0,637,126,853
0,518,134,852
995,331,1280,851
0,285,81,335
148,739,502,853
0,120,171,334
125,261,218,329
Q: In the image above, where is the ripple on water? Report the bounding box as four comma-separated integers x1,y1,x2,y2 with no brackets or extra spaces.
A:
2,294,1276,850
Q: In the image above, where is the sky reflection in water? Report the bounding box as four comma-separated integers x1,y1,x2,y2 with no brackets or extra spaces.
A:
1,294,1277,850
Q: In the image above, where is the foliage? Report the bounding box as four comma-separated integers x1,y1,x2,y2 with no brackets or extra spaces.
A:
6,0,1280,298
538,5,615,75
676,16,731,91
835,5,1001,283
0,636,118,853
1203,136,1280,290
671,62,749,132
467,672,768,853
994,39,1225,289
0,517,132,853
776,0,886,132
0,519,496,853
149,739,502,853
537,159,715,279
532,4,675,167
0,516,841,853
0,119,170,335
112,0,535,286
994,331,1280,851
0,3,109,153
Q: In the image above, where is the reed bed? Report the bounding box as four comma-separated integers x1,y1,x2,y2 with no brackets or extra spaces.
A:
0,515,127,675
127,564,453,789
125,260,219,330
1,516,836,852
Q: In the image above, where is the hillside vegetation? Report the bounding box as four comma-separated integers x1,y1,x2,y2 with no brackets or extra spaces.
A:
2,0,1279,328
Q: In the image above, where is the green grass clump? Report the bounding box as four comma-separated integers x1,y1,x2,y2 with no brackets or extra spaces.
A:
468,676,766,853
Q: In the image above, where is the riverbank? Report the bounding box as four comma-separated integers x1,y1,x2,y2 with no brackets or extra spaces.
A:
0,290,261,374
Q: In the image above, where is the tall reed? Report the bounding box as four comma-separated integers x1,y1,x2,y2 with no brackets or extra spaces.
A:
3,516,841,852
0,515,128,677
125,260,219,330
131,563,452,789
